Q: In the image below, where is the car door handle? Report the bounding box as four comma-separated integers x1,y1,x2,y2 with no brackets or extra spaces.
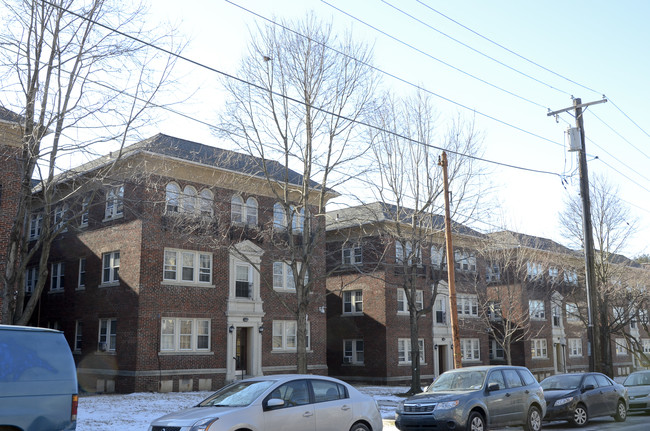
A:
303,411,314,417
505,393,511,397
525,390,530,394
341,405,351,411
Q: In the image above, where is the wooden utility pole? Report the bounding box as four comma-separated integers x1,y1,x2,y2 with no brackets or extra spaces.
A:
548,97,606,373
438,151,462,368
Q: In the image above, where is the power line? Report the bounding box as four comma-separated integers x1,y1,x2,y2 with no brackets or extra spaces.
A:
381,0,572,98
414,0,602,97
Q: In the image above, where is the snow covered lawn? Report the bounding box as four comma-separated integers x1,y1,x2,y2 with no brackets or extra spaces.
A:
77,385,406,431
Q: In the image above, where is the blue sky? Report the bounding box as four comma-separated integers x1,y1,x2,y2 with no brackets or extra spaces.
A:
144,0,649,257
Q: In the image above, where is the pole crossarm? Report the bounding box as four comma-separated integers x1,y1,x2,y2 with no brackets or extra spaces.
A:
547,98,607,117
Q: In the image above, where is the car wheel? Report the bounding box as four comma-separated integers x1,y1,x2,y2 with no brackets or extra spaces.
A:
523,405,542,431
466,411,485,431
569,404,588,427
349,423,370,431
613,399,627,422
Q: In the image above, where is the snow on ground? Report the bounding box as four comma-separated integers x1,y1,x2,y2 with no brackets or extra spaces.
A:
77,385,407,431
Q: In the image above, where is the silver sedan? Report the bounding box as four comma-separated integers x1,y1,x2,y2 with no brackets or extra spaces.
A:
148,374,383,431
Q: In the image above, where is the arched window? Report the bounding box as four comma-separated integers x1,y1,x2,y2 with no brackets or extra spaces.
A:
291,205,305,232
165,182,180,213
231,195,244,223
273,203,286,230
246,197,258,226
182,186,198,214
199,189,213,217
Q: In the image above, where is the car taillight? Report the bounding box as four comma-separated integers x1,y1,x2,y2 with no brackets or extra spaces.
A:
71,394,78,421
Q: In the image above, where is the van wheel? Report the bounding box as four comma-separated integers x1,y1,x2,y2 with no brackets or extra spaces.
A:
613,400,627,422
569,403,588,427
466,411,485,431
523,405,542,431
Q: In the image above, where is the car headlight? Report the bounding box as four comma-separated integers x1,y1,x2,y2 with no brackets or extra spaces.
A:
554,397,574,407
434,400,459,410
190,417,219,431
397,400,405,411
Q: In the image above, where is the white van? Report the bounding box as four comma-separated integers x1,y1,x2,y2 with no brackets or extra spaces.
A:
0,325,78,430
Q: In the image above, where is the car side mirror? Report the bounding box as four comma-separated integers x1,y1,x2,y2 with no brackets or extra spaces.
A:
487,382,500,392
265,398,285,410
582,384,595,392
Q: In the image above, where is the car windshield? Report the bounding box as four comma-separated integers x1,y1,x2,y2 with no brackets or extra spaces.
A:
624,373,650,386
199,380,276,407
541,375,583,390
427,370,486,392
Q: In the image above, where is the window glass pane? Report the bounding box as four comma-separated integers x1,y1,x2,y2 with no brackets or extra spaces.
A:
273,262,284,288
182,252,195,281
179,320,192,350
164,251,177,280
161,319,175,350
197,320,209,349
199,254,211,282
286,321,297,348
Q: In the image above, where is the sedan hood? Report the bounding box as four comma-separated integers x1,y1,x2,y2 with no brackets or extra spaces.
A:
543,389,577,403
151,406,240,427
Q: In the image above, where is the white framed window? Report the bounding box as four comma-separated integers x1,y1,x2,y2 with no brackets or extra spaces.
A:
54,204,67,232
460,338,480,361
165,182,180,213
568,338,582,357
273,202,285,230
343,339,364,364
487,301,502,321
246,197,258,225
548,266,559,280
80,195,90,227
552,303,563,328
489,340,504,360
342,243,362,266
181,185,198,214
642,339,650,354
434,296,447,325
160,317,211,353
78,258,86,289
527,262,542,279
291,206,305,233
395,241,413,265
564,269,578,285
102,251,120,285
343,290,363,314
104,185,124,220
486,262,500,282
25,266,38,294
431,246,445,268
613,306,624,323
398,338,425,364
98,318,117,352
529,300,545,320
163,249,212,286
74,320,83,352
457,294,479,317
615,338,627,356
455,251,476,272
640,309,649,325
199,189,214,217
50,262,65,292
235,263,252,298
272,320,310,351
531,338,547,358
231,195,244,223
273,262,296,291
397,289,423,314
630,307,638,330
29,213,42,240
566,303,580,321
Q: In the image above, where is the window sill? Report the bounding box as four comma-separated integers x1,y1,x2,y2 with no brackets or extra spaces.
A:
48,290,64,294
272,349,313,354
273,287,297,293
102,214,124,223
161,281,215,288
342,312,364,317
76,286,86,291
96,351,117,355
158,351,214,356
342,362,365,366
99,282,120,288
398,362,428,366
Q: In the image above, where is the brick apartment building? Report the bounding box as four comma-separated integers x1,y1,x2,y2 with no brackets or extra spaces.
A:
324,202,490,384
21,133,332,393
0,107,25,318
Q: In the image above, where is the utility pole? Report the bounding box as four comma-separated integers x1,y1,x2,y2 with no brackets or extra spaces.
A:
438,151,462,369
548,97,606,373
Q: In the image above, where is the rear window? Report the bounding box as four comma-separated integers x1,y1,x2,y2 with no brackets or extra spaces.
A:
518,369,537,386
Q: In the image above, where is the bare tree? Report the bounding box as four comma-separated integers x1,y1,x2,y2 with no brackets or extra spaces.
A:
218,14,377,373
559,174,641,375
0,0,181,324
365,90,485,394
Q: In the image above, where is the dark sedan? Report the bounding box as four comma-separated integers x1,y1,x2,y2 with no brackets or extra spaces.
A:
541,372,628,427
